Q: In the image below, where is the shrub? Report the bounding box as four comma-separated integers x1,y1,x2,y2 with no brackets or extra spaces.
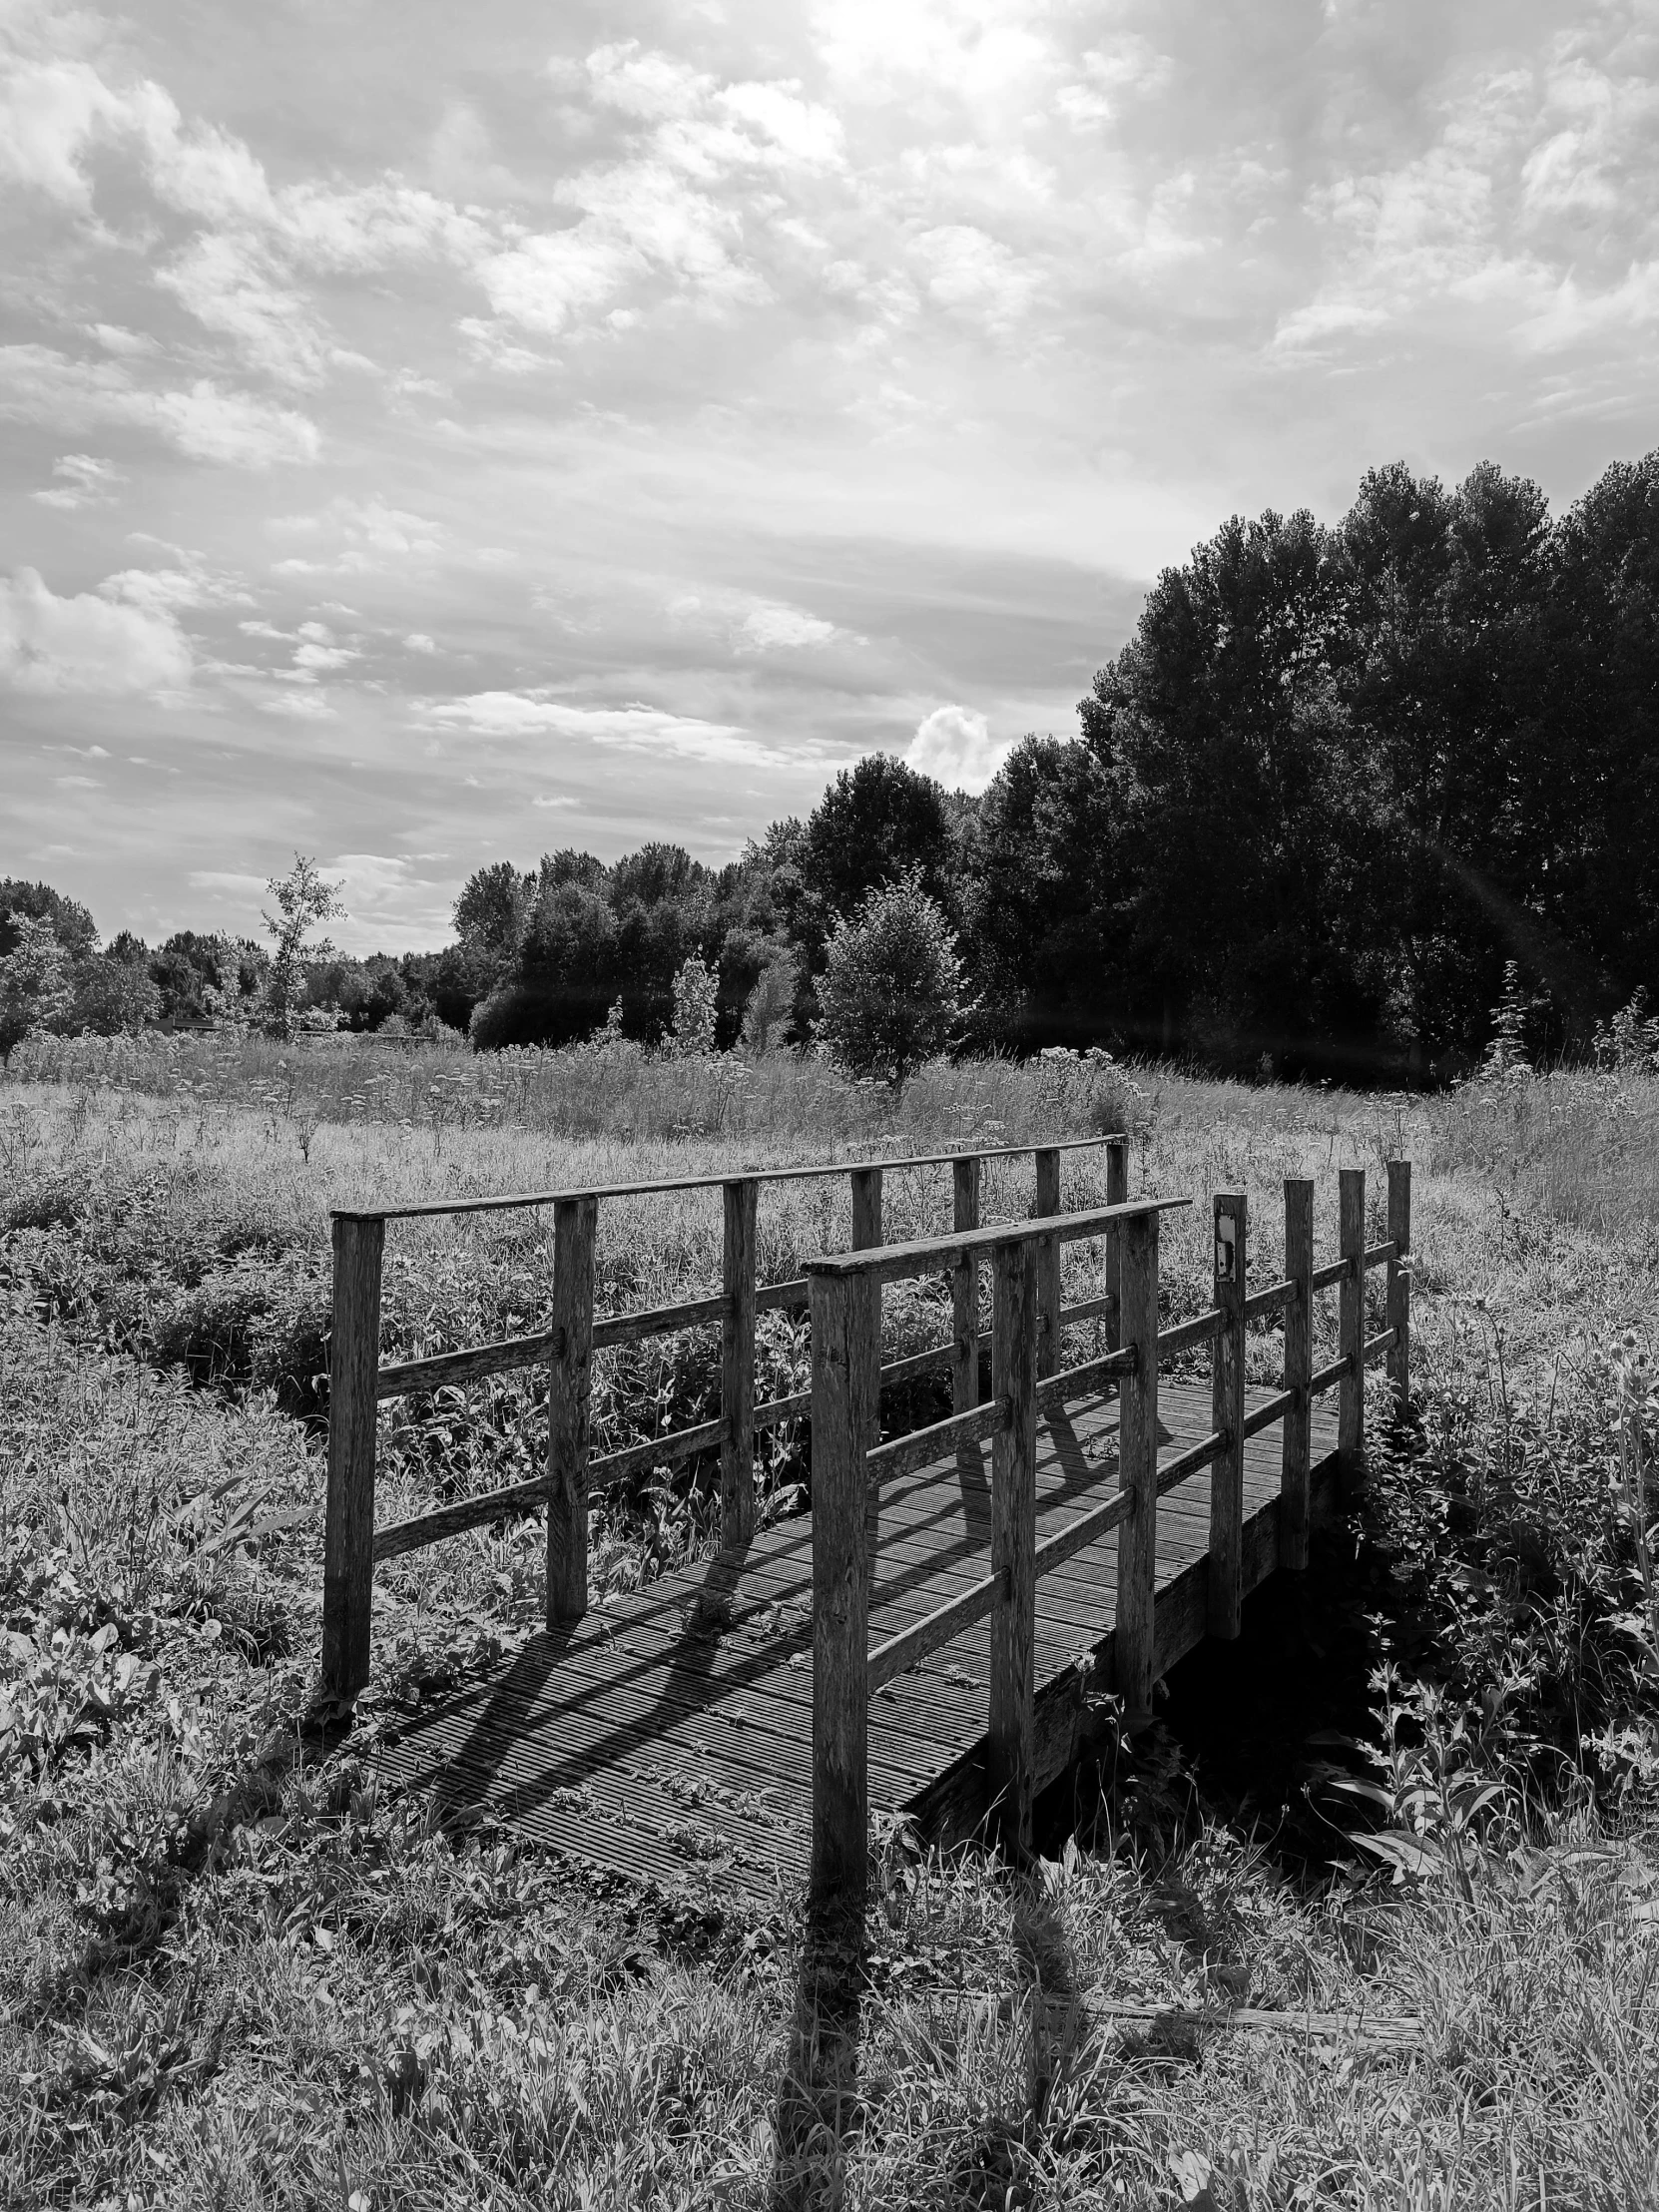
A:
815,870,968,1089
667,954,719,1058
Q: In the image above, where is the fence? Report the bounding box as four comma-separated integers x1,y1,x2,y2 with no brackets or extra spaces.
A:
802,1161,1411,1905
321,1135,1132,1699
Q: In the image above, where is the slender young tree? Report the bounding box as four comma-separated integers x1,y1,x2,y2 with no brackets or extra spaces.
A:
261,854,345,1040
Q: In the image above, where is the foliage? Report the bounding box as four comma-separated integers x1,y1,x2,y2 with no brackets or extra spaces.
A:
0,914,75,1055
2,1060,1658,2205
259,855,345,1041
666,953,719,1058
740,948,798,1057
815,870,968,1088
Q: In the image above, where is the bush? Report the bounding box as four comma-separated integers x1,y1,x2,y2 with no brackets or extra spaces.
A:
815,870,968,1089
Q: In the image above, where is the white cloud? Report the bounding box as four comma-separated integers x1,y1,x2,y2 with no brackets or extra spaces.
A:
0,566,193,695
739,602,838,651
157,233,334,388
31,453,124,510
905,704,1008,793
418,690,796,767
101,553,250,612
272,497,443,573
0,346,319,467
258,689,336,719
403,632,437,654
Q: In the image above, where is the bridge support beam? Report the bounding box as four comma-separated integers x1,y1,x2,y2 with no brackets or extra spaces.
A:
721,1177,758,1548
1338,1167,1366,1505
952,1155,981,1475
547,1195,597,1627
322,1212,383,1701
1033,1146,1061,1381
988,1238,1037,1858
1209,1191,1246,1639
1282,1179,1314,1570
809,1268,875,1912
1115,1207,1160,1720
1386,1159,1411,1409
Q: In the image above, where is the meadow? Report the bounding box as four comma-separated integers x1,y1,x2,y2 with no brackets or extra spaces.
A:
1,1032,1656,2209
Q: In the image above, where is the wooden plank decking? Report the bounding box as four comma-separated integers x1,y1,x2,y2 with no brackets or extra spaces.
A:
370,1380,1339,1899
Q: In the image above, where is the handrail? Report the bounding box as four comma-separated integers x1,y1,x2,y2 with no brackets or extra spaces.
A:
804,1196,1190,1289
339,1134,1128,1223
866,1395,1009,1484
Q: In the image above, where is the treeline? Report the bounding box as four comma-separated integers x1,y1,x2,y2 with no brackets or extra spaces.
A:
5,451,1655,1080
454,452,1659,1078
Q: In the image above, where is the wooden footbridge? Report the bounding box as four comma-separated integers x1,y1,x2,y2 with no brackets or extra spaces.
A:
321,1143,1411,1907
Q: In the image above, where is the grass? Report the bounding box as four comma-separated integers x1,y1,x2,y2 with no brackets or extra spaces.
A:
1,1042,1657,2207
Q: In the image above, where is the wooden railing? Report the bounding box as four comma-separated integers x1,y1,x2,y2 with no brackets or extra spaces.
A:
802,1160,1413,1907
320,1135,1131,1698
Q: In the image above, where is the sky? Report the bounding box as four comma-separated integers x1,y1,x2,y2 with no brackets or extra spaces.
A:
2,0,1657,954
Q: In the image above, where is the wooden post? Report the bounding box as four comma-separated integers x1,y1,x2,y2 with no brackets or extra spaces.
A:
809,1267,875,1911
721,1177,758,1548
951,1155,981,1471
1104,1137,1128,1353
322,1212,384,1700
1338,1167,1366,1505
1386,1159,1411,1409
988,1238,1037,1858
547,1195,597,1627
1282,1178,1313,1571
849,1167,882,1449
1033,1146,1061,1382
1209,1191,1246,1640
849,1166,883,1558
1115,1209,1160,1719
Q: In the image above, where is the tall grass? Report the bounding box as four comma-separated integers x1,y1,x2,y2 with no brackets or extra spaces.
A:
2,1044,1657,2206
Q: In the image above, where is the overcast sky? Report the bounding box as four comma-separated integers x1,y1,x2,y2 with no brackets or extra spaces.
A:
3,0,1656,952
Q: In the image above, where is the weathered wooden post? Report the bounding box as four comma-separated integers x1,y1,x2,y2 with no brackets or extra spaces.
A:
988,1237,1037,1857
951,1155,981,1472
1282,1179,1314,1570
849,1166,883,1449
322,1211,384,1700
1209,1191,1246,1639
1033,1145,1061,1381
849,1166,883,1556
1115,1207,1160,1719
547,1194,597,1627
808,1261,876,1910
721,1177,758,1548
1386,1159,1411,1409
1338,1167,1366,1504
1104,1137,1128,1352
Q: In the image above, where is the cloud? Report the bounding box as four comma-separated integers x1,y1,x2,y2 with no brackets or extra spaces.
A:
418,690,796,767
272,496,443,573
0,566,193,695
905,704,1008,793
403,632,437,654
0,346,319,467
156,233,334,388
101,553,251,612
738,602,838,651
257,689,336,719
31,453,125,510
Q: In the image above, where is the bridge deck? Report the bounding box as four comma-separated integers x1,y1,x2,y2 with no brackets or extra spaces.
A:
370,1381,1339,1898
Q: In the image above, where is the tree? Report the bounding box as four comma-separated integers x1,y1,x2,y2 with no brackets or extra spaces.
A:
0,879,97,960
667,952,719,1056
453,860,531,994
816,871,967,1088
741,949,798,1056
73,949,160,1036
0,915,75,1055
260,854,345,1039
